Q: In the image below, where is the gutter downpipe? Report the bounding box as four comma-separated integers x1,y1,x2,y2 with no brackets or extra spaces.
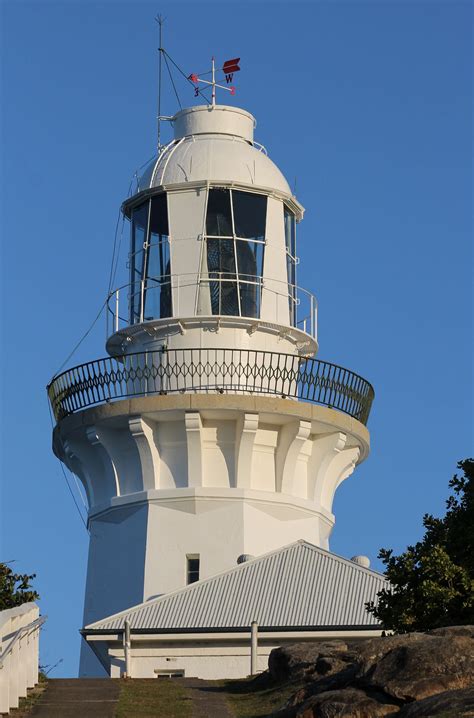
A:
250,621,258,675
123,621,131,678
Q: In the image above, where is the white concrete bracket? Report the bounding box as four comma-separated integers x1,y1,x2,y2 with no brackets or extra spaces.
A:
277,420,312,496
128,416,160,490
185,412,203,487
62,439,94,508
86,426,121,498
235,413,259,488
309,431,360,514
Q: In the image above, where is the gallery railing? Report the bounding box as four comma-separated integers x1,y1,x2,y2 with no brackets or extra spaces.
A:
48,348,374,425
106,274,318,340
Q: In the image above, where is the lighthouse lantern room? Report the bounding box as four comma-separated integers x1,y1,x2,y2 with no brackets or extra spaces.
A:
106,104,317,360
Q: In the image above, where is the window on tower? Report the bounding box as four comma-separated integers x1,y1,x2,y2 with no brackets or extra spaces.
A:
202,189,266,318
128,193,171,324
186,555,200,585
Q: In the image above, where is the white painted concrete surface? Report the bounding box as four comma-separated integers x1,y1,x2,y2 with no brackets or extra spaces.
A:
0,603,43,714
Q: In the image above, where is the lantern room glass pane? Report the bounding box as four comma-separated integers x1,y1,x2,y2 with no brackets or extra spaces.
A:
206,189,233,236
149,193,169,236
233,191,266,240
284,207,297,326
203,189,267,319
130,202,149,323
236,240,264,318
207,238,238,315
144,194,171,320
128,194,172,324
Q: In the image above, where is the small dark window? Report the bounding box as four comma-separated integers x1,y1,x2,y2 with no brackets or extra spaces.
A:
186,555,200,585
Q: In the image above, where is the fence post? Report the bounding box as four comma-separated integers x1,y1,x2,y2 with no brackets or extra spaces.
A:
0,617,11,714
17,611,27,702
10,615,19,709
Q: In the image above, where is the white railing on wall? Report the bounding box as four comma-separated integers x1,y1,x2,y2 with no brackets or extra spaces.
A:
0,603,46,715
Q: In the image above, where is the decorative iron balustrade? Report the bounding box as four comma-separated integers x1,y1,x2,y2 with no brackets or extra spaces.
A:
47,349,374,425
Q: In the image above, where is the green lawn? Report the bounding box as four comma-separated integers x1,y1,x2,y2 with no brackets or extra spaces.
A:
115,679,192,718
222,675,303,718
114,674,301,718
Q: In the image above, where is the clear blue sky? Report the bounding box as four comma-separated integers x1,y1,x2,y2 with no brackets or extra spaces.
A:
1,1,472,677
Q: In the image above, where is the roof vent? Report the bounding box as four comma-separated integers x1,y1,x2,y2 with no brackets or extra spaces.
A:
351,555,371,568
237,554,255,565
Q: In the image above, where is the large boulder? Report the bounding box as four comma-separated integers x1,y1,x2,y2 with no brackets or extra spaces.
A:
427,625,474,639
268,641,352,682
268,627,474,717
357,632,474,701
397,687,474,716
294,688,399,718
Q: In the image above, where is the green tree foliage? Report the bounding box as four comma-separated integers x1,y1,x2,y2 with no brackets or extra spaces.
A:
0,563,39,610
366,458,474,632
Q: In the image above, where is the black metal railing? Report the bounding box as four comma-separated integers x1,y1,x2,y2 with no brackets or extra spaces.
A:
47,348,374,425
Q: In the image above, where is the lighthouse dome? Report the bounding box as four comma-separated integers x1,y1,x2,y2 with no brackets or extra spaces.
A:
137,105,293,199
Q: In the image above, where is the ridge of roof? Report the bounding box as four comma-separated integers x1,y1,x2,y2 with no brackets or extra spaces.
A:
86,540,384,630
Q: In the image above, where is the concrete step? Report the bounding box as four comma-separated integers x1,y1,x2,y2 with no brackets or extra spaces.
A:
30,679,121,717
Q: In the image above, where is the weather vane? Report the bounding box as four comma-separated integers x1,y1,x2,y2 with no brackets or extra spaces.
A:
189,57,241,106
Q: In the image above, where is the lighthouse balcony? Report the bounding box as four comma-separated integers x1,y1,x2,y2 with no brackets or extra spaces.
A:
47,348,374,426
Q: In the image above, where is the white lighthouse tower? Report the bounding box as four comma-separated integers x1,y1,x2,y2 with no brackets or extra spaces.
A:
48,85,374,676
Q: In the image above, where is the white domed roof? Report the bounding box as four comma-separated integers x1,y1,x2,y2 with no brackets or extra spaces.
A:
138,105,293,198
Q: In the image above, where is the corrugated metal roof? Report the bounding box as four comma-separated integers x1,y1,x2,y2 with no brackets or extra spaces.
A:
86,541,387,632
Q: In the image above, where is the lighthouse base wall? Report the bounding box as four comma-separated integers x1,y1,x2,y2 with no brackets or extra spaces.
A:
79,488,331,676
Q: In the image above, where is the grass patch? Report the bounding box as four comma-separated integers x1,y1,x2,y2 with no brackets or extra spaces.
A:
115,678,192,718
9,682,48,717
222,673,303,718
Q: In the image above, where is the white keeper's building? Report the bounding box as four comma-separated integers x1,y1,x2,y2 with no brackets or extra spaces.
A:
48,102,382,679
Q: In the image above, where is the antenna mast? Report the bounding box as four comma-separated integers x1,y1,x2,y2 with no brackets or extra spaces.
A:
211,56,216,106
156,14,165,153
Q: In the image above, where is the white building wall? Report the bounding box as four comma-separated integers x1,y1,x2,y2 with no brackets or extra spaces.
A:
108,643,271,680
99,629,382,680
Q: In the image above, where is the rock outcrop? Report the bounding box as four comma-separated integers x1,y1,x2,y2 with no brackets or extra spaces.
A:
267,626,474,717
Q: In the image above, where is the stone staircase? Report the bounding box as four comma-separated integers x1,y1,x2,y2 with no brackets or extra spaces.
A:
29,679,120,717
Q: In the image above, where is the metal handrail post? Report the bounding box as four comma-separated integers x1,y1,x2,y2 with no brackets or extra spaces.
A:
115,290,120,333
140,280,145,324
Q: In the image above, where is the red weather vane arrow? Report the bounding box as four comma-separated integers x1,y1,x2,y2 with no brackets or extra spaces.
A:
189,57,241,105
